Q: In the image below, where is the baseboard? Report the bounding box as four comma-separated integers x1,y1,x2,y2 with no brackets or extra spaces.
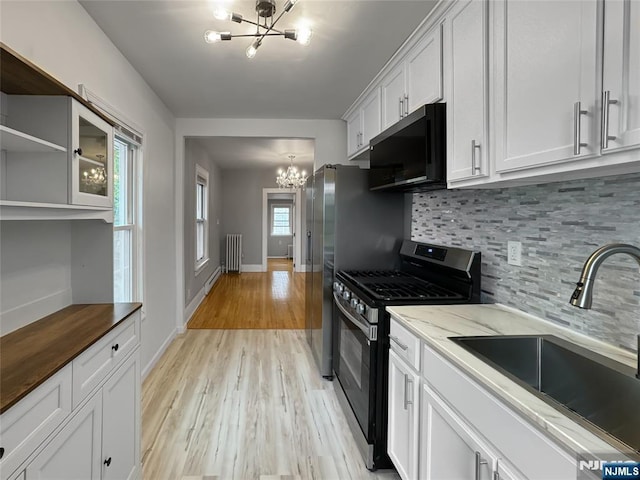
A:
205,266,221,295
142,327,177,380
0,288,72,335
242,264,263,272
184,287,205,327
267,255,288,259
296,264,307,273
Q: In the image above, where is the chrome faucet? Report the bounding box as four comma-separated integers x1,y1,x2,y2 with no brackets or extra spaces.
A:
569,243,640,378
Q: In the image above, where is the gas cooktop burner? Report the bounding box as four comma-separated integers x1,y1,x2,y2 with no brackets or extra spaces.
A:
340,270,465,302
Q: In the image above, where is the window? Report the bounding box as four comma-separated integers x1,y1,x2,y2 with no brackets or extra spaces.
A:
271,204,292,236
195,165,209,271
113,135,140,302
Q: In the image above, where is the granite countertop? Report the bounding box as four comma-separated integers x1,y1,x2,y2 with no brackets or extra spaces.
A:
0,303,142,413
386,303,638,460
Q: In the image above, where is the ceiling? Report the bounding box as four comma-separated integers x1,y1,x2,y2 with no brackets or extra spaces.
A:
187,136,315,169
80,0,438,119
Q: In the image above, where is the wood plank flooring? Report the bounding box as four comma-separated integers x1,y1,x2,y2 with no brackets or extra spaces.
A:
142,329,399,480
188,259,304,329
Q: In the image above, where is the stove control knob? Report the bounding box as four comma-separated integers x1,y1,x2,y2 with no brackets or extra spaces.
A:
350,298,359,309
333,281,341,293
343,290,351,301
356,303,366,315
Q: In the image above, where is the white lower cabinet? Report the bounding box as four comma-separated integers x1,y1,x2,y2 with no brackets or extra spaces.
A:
387,317,577,480
420,382,517,480
388,349,420,480
17,350,140,480
102,351,140,480
3,312,141,480
24,392,103,480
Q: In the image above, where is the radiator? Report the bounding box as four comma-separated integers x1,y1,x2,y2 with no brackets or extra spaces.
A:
225,234,242,273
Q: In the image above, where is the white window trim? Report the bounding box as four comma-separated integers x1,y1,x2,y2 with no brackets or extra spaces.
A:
271,203,293,236
195,164,209,274
114,133,142,303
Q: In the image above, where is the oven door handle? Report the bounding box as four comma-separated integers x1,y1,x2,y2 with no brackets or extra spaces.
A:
333,292,377,341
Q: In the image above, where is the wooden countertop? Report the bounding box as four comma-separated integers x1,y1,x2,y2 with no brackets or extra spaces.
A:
0,303,142,414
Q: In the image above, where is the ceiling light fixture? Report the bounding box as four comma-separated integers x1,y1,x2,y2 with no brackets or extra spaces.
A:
204,0,312,58
276,154,307,189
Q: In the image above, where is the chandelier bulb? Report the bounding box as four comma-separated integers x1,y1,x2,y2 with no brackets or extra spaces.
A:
204,30,222,43
213,7,231,20
246,39,261,58
296,25,312,46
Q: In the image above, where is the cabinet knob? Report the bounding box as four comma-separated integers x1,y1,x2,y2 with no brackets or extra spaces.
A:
0,447,4,460
112,344,119,352
74,147,83,156
104,457,112,467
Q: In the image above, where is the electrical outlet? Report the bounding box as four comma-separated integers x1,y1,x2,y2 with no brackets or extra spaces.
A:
507,241,522,266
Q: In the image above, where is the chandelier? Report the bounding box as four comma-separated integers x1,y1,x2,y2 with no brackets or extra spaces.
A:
81,166,107,194
276,154,307,189
204,0,312,58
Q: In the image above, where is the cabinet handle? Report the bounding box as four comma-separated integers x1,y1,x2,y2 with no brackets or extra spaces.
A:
104,457,112,467
601,90,618,149
471,140,482,174
475,452,488,480
573,101,588,155
403,374,414,410
399,97,404,118
404,94,409,116
390,335,408,351
112,344,119,352
73,147,83,156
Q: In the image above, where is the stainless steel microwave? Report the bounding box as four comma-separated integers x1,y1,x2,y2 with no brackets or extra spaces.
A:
368,103,446,192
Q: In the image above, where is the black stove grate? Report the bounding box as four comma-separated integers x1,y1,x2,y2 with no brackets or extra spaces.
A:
339,269,465,302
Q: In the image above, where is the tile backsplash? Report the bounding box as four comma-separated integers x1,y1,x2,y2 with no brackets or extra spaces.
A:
411,173,640,352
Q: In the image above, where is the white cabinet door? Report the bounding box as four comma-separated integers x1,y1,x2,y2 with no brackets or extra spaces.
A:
492,0,599,173
387,350,420,480
420,382,497,480
406,24,443,113
602,0,640,153
381,65,406,131
346,110,362,157
70,100,113,208
25,392,102,480
361,88,381,147
102,350,140,480
446,0,489,182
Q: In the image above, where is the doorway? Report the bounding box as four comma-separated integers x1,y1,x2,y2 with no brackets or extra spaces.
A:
262,188,302,272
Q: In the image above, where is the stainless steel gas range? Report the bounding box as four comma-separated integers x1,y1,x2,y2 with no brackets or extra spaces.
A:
332,240,481,470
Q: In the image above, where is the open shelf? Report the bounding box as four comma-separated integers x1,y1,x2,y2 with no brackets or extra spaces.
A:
0,200,113,222
0,125,67,153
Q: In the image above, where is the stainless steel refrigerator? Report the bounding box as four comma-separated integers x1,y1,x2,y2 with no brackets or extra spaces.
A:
304,165,404,378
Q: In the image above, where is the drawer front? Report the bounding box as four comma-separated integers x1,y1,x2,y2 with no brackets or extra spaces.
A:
72,310,140,408
0,365,72,480
422,343,576,480
389,316,421,372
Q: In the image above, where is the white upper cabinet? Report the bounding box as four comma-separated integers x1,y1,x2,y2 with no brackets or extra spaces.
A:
381,23,444,132
346,88,381,159
405,25,443,113
70,101,113,208
492,0,599,173
601,0,640,153
445,0,489,183
381,65,406,131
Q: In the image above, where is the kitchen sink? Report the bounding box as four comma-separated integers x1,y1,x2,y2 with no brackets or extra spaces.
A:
450,335,640,455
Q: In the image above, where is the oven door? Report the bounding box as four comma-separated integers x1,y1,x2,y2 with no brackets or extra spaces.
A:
333,292,378,441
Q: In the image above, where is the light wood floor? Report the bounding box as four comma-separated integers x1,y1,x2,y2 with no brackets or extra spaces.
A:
188,259,304,329
142,329,399,480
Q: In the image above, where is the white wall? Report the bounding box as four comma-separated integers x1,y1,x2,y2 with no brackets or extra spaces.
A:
0,0,178,377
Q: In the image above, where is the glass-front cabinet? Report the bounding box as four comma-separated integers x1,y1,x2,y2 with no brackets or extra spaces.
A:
70,101,113,207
